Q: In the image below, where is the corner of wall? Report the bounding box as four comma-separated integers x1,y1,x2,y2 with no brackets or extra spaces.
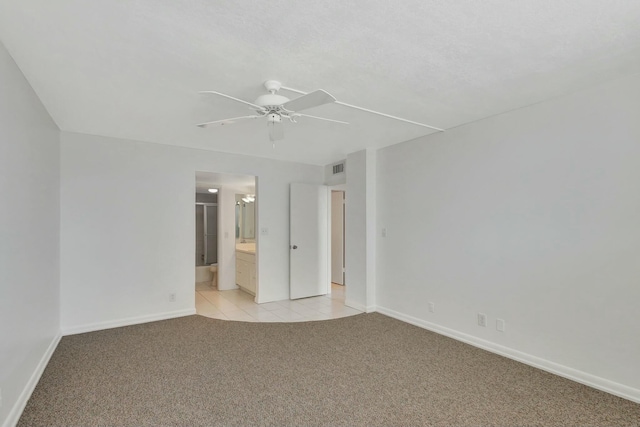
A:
2,333,62,427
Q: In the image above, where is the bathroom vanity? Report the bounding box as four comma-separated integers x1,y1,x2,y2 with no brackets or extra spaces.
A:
235,243,256,295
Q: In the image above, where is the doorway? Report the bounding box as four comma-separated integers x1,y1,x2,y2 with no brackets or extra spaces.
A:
194,171,257,299
234,192,257,296
331,190,345,286
195,191,218,286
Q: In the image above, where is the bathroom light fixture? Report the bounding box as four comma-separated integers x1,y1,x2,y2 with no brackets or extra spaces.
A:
208,188,218,193
242,194,255,203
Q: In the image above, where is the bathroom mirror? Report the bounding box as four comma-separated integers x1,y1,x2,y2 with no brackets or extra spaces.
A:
235,194,256,241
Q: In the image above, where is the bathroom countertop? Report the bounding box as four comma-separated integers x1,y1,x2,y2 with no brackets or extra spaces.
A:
236,243,256,254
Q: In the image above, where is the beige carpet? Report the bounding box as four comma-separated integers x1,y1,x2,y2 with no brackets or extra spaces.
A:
19,313,640,426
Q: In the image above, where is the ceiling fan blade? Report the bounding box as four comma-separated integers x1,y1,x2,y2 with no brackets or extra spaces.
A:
293,113,349,125
196,115,261,127
268,120,284,141
282,85,445,132
199,91,266,112
281,89,336,113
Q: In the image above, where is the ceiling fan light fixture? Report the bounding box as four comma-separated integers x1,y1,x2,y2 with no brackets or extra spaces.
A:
267,113,282,123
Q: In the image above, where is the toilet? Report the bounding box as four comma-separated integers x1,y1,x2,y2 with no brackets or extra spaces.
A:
209,264,218,288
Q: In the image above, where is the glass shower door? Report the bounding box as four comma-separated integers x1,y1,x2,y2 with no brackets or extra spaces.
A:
195,204,205,266
204,204,218,265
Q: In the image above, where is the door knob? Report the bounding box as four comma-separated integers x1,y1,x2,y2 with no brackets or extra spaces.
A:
291,245,298,249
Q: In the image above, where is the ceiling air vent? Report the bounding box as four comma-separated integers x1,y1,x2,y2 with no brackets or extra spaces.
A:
332,162,345,175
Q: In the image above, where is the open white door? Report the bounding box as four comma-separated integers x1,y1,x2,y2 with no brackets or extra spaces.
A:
290,183,329,299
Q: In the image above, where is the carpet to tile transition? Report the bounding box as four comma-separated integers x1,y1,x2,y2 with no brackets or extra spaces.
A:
18,313,640,426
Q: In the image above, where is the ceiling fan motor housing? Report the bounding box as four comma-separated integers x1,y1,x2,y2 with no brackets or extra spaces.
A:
254,93,290,109
264,79,282,93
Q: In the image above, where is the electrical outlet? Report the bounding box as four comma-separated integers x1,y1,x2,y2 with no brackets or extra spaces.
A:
496,319,506,332
261,227,269,236
169,293,176,302
477,313,487,327
428,302,435,313
381,228,387,237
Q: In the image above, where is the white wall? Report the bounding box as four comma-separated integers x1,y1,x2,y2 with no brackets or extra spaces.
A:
345,149,376,312
376,74,640,399
60,132,323,332
324,160,346,186
0,42,60,427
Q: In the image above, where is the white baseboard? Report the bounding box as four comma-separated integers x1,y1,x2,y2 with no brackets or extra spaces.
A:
61,308,196,336
3,333,61,427
345,299,376,313
376,305,640,404
344,299,365,312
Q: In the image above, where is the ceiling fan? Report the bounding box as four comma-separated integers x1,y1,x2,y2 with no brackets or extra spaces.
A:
197,80,445,142
197,80,348,142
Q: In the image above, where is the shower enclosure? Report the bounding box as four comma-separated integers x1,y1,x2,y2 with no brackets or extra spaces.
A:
195,203,218,266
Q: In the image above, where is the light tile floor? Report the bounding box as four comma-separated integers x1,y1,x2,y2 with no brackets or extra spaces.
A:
195,282,362,322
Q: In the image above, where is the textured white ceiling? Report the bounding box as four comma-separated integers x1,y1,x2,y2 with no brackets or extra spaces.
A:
1,1,640,165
